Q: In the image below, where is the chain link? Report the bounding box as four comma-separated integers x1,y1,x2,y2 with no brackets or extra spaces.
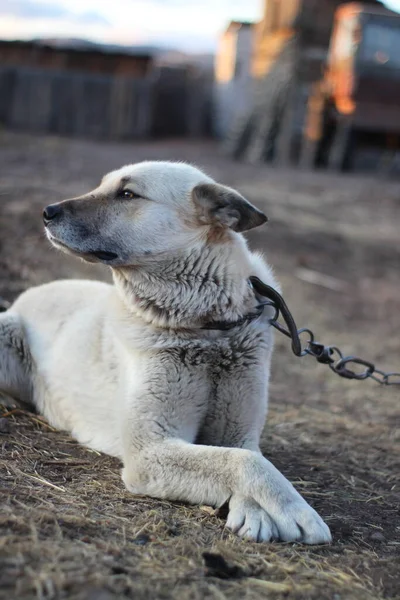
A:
304,341,400,385
249,276,400,387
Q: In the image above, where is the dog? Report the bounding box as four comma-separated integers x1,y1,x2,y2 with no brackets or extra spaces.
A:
0,161,331,544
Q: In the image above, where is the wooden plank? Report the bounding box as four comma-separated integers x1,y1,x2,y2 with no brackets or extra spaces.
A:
328,116,352,171
27,70,52,131
0,68,16,123
136,79,152,137
0,65,201,140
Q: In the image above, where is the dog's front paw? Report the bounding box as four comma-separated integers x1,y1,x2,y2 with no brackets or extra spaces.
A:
246,456,332,544
265,495,332,545
227,494,331,545
226,495,278,542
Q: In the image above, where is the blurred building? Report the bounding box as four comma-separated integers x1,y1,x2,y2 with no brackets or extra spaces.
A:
0,39,154,76
214,21,254,137
0,39,212,140
220,0,388,166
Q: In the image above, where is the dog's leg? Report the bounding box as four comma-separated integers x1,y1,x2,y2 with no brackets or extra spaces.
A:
198,350,272,453
200,350,330,543
203,356,281,542
0,311,33,406
122,437,330,544
122,343,331,544
121,348,331,548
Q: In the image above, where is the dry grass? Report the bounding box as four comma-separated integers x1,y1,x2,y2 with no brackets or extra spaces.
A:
0,131,399,600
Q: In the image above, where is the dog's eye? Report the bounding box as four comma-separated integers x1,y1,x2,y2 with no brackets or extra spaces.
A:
119,190,140,200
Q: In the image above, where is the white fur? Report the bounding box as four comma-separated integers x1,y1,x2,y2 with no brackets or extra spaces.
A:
0,161,331,544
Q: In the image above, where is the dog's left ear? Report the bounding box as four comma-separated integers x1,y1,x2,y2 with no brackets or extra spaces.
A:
192,183,267,232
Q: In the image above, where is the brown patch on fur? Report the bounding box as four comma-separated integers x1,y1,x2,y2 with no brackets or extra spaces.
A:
181,207,232,244
206,226,232,245
192,183,267,233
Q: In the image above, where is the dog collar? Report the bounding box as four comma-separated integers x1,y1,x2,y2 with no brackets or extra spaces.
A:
201,305,265,331
201,279,274,331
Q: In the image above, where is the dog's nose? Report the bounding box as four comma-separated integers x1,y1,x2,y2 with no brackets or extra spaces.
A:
43,204,62,224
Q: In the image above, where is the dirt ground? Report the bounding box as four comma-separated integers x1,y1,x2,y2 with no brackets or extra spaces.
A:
0,131,399,600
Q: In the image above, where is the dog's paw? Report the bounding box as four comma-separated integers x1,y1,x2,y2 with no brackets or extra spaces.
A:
226,495,278,542
266,497,332,545
227,494,331,545
281,503,332,544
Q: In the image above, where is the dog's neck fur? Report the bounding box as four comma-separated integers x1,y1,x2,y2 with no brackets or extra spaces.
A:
112,236,257,329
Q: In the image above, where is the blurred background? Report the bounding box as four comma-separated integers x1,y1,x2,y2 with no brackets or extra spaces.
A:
1,0,400,170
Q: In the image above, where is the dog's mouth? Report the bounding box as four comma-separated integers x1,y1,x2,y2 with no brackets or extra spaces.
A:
89,250,119,261
46,232,119,263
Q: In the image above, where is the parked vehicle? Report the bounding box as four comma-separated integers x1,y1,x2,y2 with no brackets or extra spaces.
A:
302,2,400,170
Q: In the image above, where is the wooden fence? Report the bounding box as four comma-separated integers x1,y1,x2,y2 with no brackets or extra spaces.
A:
0,67,153,139
0,66,212,140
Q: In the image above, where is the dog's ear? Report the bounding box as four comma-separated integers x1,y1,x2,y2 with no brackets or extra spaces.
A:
192,183,267,233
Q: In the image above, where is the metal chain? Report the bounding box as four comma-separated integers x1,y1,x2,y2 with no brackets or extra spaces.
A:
249,276,400,386
300,332,400,386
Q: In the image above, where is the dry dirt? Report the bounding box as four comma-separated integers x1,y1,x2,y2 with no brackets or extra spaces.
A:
0,131,399,600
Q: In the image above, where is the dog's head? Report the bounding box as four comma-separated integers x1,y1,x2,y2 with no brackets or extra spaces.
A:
44,161,267,266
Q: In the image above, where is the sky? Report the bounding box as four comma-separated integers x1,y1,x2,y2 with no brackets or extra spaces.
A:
0,0,399,53
0,0,263,52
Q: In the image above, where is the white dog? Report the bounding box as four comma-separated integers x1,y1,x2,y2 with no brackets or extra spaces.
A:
0,161,331,544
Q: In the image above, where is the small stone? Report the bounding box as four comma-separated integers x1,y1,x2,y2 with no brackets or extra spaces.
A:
369,531,386,542
0,418,11,434
203,552,245,580
167,526,180,537
133,533,150,545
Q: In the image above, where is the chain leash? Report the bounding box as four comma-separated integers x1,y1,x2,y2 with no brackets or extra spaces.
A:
249,276,400,386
